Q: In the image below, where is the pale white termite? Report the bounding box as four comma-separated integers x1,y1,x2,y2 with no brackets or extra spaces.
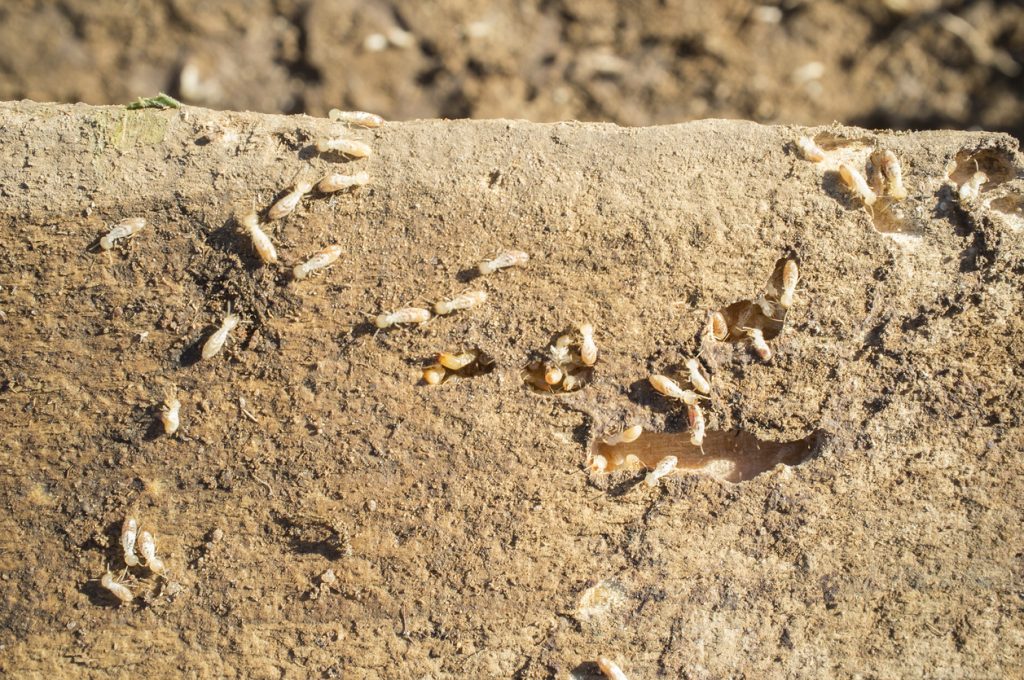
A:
597,656,630,680
101,572,134,605
423,364,445,385
603,425,643,446
544,365,564,386
316,138,373,158
649,375,701,405
375,307,431,329
438,351,477,370
478,250,529,276
317,171,371,193
796,136,826,162
741,327,772,361
879,150,908,200
121,517,140,567
268,181,313,221
202,313,240,360
139,530,166,574
590,454,608,472
707,310,729,341
839,163,877,206
328,110,385,127
160,397,181,435
99,217,146,250
238,212,277,264
645,455,678,487
959,171,988,203
579,322,598,366
779,260,799,309
688,403,706,448
293,245,343,281
561,373,580,391
685,358,711,394
434,290,488,315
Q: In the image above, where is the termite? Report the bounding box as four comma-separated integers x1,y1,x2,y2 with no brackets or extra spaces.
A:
879,150,908,200
645,455,678,487
561,373,580,391
579,322,598,366
740,327,772,361
545,365,564,385
590,454,608,472
434,290,488,315
796,136,826,162
839,163,877,206
438,351,477,370
688,403,706,448
478,250,529,276
959,171,987,203
139,530,166,574
779,260,799,309
101,572,134,604
99,217,146,250
375,307,431,328
422,364,445,385
597,656,629,680
328,110,385,127
202,312,240,360
316,138,373,158
121,517,140,567
160,397,180,435
685,358,711,394
603,425,643,446
268,181,313,220
317,171,371,193
648,374,702,405
238,212,277,264
293,245,343,280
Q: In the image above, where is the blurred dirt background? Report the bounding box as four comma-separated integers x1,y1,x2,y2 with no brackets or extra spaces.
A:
1,2,1024,680
1,0,1022,138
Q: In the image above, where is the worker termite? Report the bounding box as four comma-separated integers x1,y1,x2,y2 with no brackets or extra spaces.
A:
707,310,729,341
316,138,373,158
121,517,140,567
645,455,678,487
839,163,877,207
648,374,702,405
590,454,608,472
959,171,988,203
688,403,706,448
478,250,529,276
878,150,908,200
438,351,477,370
685,358,711,394
375,307,431,328
267,181,313,220
544,365,564,386
293,245,343,281
579,322,598,366
597,656,630,680
603,425,643,446
434,290,488,315
422,364,445,385
317,171,371,193
139,530,166,574
779,259,799,309
796,136,826,162
237,212,277,264
561,373,582,391
99,217,146,250
740,327,772,361
101,571,134,605
160,396,181,435
328,110,385,127
202,311,240,360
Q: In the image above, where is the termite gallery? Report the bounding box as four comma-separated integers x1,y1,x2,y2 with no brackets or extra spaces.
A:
434,290,488,315
202,312,240,360
317,171,371,193
328,109,385,127
478,250,529,276
375,307,431,329
268,181,313,220
238,212,277,264
797,136,826,162
317,138,373,158
645,455,678,487
121,517,139,567
160,396,180,435
838,162,877,207
99,217,146,250
101,572,134,604
779,259,799,309
293,245,343,280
